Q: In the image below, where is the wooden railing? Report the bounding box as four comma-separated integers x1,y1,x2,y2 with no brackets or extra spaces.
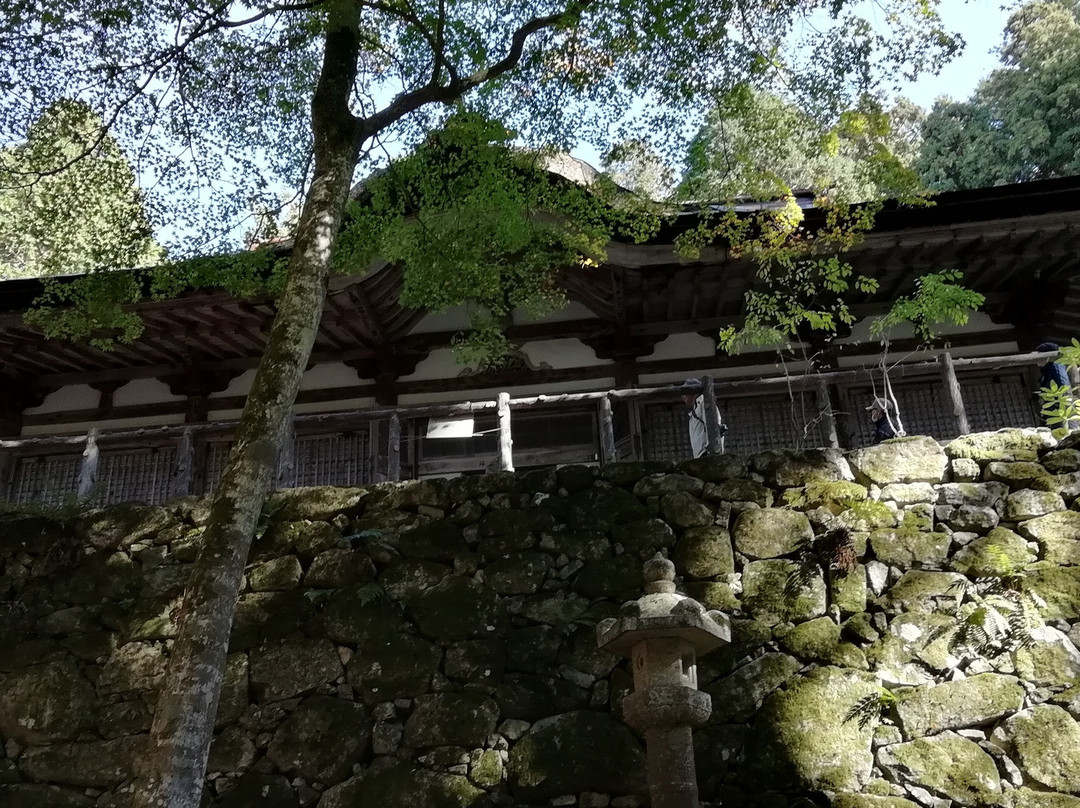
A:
0,348,1072,505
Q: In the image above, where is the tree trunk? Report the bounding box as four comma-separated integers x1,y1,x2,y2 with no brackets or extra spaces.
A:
131,10,362,808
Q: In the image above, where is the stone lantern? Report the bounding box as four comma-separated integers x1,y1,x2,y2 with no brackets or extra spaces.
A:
596,554,731,808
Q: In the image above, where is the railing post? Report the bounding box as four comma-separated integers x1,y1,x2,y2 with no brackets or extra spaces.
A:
497,392,514,472
388,413,401,481
0,447,12,502
702,376,723,455
599,394,617,464
816,379,840,449
276,413,296,489
77,428,99,499
940,352,970,436
171,427,195,498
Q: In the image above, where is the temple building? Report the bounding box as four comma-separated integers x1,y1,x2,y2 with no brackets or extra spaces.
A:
1,176,1078,504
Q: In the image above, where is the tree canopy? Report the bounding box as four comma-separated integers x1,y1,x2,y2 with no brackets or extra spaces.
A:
0,99,160,279
918,0,1080,190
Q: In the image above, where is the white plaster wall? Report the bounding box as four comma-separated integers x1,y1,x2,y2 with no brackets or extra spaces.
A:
400,377,618,406
292,397,376,415
24,384,99,414
214,369,258,398
401,348,463,382
409,305,475,334
521,338,609,369
647,333,716,362
112,378,184,406
839,311,1012,345
299,362,360,391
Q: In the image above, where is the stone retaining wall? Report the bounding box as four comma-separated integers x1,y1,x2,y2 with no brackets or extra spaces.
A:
2,428,1080,808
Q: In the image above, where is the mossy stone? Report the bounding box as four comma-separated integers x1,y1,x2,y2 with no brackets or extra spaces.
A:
633,472,704,497
266,695,371,784
1018,511,1080,566
18,737,144,788
572,554,643,601
673,526,734,578
1026,562,1080,620
248,555,302,592
951,528,1036,577
935,504,1000,532
984,461,1054,489
847,436,948,486
946,429,1056,462
679,454,748,482
742,559,826,625
1043,449,1080,474
742,666,879,791
880,483,937,505
566,486,649,530
938,482,1010,511
321,761,483,808
733,508,813,559
870,528,950,568
378,559,451,601
265,486,367,521
1008,789,1080,808
315,589,409,645
396,519,468,562
469,748,503,788
876,732,1002,806
1013,627,1080,686
779,616,841,662
895,673,1024,738
249,638,343,702
1007,489,1067,521
844,612,880,643
833,565,868,615
485,551,552,595
402,692,499,748
403,575,507,640
751,448,849,487
493,674,589,721
0,785,95,808
255,519,344,563
783,480,869,512
507,710,646,799
884,610,959,673
345,631,442,704
683,580,740,612
707,652,802,723
661,491,715,528
1000,705,1080,793
832,797,920,808
708,478,775,507
0,659,95,744
610,518,674,558
600,460,676,487
885,571,966,614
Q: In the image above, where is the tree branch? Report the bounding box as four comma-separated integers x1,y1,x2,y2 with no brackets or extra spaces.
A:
360,1,592,138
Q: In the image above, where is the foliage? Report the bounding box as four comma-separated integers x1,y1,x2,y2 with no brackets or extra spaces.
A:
334,112,658,363
785,526,859,600
918,0,1080,190
844,686,899,730
946,553,1046,660
602,139,677,201
1038,338,1080,428
0,99,161,280
870,269,987,341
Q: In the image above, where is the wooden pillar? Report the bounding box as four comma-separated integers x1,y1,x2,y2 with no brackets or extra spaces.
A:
816,379,840,449
387,413,401,481
940,352,971,436
77,428,100,499
599,394,617,464
702,376,723,455
171,427,195,498
496,392,514,472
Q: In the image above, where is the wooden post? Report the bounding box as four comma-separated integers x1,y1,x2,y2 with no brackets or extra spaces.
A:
77,428,99,499
940,352,971,435
276,414,296,489
388,412,401,481
816,380,840,449
496,392,514,472
172,428,195,498
702,376,723,455
0,448,12,502
599,395,616,465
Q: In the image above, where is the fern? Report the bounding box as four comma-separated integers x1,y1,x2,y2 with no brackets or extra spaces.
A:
844,687,898,729
947,567,1045,660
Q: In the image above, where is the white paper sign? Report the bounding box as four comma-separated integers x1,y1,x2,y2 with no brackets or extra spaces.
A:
426,416,476,439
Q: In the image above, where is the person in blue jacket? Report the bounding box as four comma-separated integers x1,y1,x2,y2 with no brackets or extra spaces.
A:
1036,342,1071,426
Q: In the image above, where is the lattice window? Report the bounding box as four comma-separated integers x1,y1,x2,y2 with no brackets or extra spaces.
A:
8,454,81,506
95,447,176,506
643,395,826,460
293,433,368,487
964,375,1040,431
204,441,233,494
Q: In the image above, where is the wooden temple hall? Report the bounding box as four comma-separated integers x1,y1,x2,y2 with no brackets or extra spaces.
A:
1,177,1079,506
